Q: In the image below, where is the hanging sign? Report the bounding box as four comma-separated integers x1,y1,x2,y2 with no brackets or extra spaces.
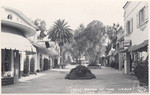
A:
124,40,132,47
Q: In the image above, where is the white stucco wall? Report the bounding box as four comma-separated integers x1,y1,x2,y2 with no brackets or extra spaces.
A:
1,8,28,25
124,1,148,45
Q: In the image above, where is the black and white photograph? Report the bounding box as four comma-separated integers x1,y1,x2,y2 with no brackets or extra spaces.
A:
0,0,149,94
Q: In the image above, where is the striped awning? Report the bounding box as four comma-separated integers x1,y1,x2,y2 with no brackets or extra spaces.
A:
31,42,58,58
1,32,36,53
119,48,129,53
128,40,148,52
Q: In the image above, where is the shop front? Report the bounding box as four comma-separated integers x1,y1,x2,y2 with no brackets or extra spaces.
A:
1,18,37,85
31,42,58,71
128,40,148,74
119,40,148,74
1,32,36,85
1,6,39,85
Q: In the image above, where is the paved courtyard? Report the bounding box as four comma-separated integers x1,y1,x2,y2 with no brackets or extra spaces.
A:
2,66,148,94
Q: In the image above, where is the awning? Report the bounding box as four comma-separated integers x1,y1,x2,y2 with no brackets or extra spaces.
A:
31,42,58,58
119,48,129,53
128,40,148,52
1,32,36,53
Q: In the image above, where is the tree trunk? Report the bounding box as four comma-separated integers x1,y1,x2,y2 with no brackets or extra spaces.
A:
59,45,63,68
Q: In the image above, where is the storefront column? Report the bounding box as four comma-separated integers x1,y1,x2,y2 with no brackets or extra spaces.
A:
119,53,122,70
13,50,19,84
11,50,14,77
124,52,131,74
20,52,26,77
34,53,38,72
36,51,40,71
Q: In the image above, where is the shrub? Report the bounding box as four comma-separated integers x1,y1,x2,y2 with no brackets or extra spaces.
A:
115,61,119,69
134,59,148,86
30,57,35,73
65,65,96,79
23,56,29,76
88,64,99,66
88,61,100,67
110,61,115,68
43,58,49,70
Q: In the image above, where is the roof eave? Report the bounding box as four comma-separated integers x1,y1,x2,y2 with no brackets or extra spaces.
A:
123,1,130,9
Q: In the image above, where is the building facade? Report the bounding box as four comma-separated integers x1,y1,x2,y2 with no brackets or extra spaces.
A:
1,7,59,85
1,6,38,85
120,1,148,74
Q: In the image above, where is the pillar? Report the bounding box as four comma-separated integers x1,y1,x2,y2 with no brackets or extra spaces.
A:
124,52,131,74
11,50,14,77
119,53,122,70
13,50,19,84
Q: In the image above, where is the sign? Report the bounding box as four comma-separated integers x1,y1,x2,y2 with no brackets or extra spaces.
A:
123,40,132,47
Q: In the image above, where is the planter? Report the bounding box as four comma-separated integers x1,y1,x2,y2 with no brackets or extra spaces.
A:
2,77,14,85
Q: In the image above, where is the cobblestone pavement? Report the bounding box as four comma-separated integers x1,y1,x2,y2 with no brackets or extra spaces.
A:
2,66,149,94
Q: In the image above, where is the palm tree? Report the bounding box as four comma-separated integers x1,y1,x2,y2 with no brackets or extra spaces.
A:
48,19,73,68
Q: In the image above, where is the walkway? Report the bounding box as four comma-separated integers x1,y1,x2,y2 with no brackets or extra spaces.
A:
2,66,148,94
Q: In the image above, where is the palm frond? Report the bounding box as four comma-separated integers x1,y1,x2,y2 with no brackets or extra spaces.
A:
48,19,73,45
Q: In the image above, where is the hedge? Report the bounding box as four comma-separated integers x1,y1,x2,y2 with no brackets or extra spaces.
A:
23,56,29,76
134,58,148,86
43,58,50,70
30,57,35,73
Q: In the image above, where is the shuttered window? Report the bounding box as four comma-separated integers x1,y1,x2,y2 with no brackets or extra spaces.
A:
137,5,148,27
126,20,130,34
126,18,133,35
136,13,139,27
145,4,148,21
130,18,133,33
139,7,145,25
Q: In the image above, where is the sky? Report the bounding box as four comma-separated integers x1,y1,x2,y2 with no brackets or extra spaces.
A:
1,0,127,30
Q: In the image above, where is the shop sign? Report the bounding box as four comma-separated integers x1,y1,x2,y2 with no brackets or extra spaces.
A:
124,40,132,47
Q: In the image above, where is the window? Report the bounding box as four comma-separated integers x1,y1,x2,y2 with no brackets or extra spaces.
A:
139,7,145,25
126,18,133,34
137,5,148,27
127,21,130,33
126,20,130,34
130,18,133,33
7,14,13,20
